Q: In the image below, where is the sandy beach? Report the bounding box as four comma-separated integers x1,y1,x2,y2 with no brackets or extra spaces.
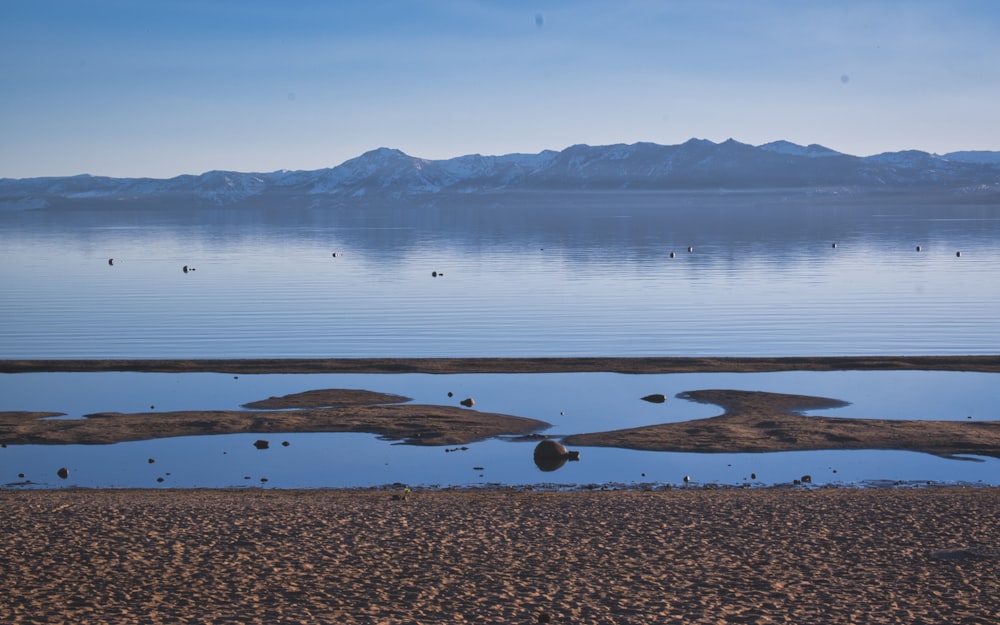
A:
2,487,998,624
2,358,999,622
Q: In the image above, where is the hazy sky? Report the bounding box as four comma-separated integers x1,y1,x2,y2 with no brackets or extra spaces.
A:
3,0,999,179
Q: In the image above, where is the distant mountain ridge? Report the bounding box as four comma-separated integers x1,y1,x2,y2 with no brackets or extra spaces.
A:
3,138,999,210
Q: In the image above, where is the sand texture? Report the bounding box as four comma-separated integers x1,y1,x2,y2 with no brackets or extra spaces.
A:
564,389,1000,460
0,392,545,447
2,488,998,624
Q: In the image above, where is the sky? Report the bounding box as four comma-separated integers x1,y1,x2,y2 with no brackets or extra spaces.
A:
3,0,999,179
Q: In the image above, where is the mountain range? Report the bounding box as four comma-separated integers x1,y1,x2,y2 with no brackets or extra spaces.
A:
3,138,999,210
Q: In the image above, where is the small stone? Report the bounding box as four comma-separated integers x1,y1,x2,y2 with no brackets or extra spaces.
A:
641,394,667,403
147,458,155,464
254,439,270,450
801,474,812,483
57,467,69,479
460,397,475,407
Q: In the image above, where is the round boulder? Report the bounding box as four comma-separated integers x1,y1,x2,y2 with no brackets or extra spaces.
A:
533,440,568,472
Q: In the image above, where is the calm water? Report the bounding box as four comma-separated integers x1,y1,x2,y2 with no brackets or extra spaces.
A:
2,370,999,489
2,193,999,358
2,193,999,488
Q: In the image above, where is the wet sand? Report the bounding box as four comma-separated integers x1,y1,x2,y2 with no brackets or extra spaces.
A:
3,359,998,458
565,389,1000,460
0,386,546,446
2,487,998,624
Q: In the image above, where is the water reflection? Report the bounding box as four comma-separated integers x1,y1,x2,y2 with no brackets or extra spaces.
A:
2,195,999,358
532,440,581,472
1,370,998,489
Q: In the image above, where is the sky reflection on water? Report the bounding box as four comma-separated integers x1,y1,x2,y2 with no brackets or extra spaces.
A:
2,370,997,490
2,198,999,358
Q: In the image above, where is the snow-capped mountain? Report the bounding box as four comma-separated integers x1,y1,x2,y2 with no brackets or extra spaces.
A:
2,139,999,210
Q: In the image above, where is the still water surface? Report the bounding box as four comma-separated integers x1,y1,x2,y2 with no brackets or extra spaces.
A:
2,195,999,358
2,370,998,489
2,194,998,488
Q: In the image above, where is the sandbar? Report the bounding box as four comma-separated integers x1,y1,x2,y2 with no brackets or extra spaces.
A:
565,389,1000,460
0,389,546,447
3,354,1000,374
2,359,999,459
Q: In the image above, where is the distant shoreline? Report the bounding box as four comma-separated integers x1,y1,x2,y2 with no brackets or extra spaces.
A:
3,355,1000,374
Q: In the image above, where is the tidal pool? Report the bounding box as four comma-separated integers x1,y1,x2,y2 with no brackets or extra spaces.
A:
1,370,998,489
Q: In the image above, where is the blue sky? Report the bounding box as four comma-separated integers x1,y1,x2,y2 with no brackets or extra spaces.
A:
3,0,999,178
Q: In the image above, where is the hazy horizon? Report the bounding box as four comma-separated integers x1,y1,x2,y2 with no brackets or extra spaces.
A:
3,1,999,179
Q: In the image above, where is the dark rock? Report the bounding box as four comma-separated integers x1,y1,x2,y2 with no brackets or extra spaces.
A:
534,440,576,472
57,467,69,479
641,393,667,403
253,439,270,450
460,397,475,407
147,458,155,464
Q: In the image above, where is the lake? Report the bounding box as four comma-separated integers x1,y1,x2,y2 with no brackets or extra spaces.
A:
2,192,999,489
2,192,999,358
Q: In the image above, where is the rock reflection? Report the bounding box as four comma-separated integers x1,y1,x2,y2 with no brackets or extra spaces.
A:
533,440,580,472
